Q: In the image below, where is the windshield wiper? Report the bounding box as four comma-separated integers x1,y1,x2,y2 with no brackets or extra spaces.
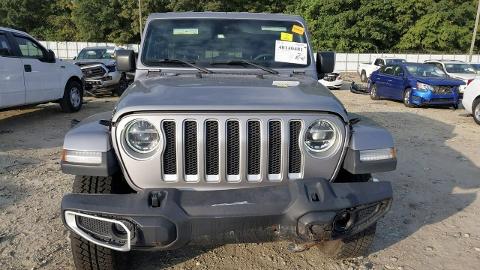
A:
150,59,213,74
210,60,279,74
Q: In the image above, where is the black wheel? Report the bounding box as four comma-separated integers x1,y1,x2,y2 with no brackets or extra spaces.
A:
319,223,377,259
113,74,129,96
70,176,126,270
473,98,480,125
370,83,379,100
360,71,367,83
403,88,414,107
60,80,83,112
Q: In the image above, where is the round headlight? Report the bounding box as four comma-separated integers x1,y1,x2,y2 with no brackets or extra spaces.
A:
304,120,337,152
125,120,160,153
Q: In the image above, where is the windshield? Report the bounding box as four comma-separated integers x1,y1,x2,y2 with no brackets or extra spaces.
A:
386,59,406,65
444,63,476,74
142,19,311,69
77,49,114,60
406,63,448,78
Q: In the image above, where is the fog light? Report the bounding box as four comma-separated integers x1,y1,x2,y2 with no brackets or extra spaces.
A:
359,148,395,162
62,150,102,165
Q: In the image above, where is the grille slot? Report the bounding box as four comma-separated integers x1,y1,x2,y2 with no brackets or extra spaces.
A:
247,121,261,179
205,121,219,180
289,121,302,176
162,121,177,177
184,121,198,178
268,121,282,177
226,121,240,177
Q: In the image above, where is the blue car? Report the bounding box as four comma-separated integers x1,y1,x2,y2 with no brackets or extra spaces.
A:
368,62,464,108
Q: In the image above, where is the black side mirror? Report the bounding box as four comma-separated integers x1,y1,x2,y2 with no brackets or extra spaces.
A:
43,49,55,63
116,49,136,72
316,52,335,77
0,48,11,56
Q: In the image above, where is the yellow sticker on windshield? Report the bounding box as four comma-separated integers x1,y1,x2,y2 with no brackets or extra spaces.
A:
280,32,293,42
292,25,305,35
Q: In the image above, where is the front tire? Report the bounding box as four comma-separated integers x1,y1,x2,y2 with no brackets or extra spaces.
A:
370,83,379,100
360,71,367,82
70,176,124,270
403,88,414,108
473,98,480,125
319,223,377,259
113,74,129,97
60,80,83,113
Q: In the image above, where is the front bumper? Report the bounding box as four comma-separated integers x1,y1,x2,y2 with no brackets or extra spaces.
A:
319,79,343,89
61,178,392,251
411,90,459,106
85,72,121,90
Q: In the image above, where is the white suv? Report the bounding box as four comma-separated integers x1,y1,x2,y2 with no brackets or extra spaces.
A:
0,27,84,112
424,60,478,94
462,79,480,124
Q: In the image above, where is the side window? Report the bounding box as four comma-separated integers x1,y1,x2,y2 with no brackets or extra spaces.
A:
374,58,382,66
380,65,394,75
393,66,404,77
0,33,12,56
14,35,45,59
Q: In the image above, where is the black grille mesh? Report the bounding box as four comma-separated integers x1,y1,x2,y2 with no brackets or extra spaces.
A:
226,121,240,175
205,121,219,175
268,121,282,175
77,216,111,237
163,121,176,175
247,121,261,175
184,121,197,175
289,121,302,173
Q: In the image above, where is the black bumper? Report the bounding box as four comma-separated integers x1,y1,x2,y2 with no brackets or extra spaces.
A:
61,178,392,251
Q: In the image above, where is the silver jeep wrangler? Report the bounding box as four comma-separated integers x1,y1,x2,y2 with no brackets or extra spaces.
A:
60,12,396,270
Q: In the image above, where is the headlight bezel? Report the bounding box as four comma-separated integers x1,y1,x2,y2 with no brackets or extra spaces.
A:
122,119,161,159
303,119,343,159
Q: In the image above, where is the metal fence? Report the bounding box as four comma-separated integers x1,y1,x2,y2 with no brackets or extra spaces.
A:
39,41,480,71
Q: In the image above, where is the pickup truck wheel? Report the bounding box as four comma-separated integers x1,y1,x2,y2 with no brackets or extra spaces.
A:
60,80,83,113
369,84,379,100
319,223,377,259
70,176,125,270
360,71,367,82
403,88,414,107
473,98,480,125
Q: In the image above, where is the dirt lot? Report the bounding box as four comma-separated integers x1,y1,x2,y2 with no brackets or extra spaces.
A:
1,76,479,270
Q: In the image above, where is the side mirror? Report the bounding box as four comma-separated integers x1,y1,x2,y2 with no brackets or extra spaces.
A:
0,48,10,56
43,49,55,63
73,56,76,60
316,52,335,77
116,49,136,72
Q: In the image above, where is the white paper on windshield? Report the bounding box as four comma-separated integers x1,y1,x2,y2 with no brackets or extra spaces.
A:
173,28,199,35
261,26,287,32
274,40,308,65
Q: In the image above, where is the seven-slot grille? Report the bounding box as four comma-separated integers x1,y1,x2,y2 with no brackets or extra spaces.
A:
160,119,303,182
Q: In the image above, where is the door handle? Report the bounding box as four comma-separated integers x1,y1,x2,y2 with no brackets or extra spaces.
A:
24,65,32,72
60,65,65,69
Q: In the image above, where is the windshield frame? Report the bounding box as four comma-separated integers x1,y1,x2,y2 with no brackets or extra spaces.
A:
139,17,315,74
77,48,115,60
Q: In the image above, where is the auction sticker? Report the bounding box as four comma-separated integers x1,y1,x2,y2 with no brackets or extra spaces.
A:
274,40,308,65
280,32,293,42
292,25,305,35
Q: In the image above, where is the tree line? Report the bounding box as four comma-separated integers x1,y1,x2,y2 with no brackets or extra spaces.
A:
0,0,478,53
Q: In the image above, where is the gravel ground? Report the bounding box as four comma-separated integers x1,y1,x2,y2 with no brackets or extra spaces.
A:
1,75,479,270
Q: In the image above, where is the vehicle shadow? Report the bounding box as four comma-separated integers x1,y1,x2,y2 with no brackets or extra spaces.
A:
351,112,479,254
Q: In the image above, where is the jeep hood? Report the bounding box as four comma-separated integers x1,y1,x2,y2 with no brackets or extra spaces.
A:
112,74,347,122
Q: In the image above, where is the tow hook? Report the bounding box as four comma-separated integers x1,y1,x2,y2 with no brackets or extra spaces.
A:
150,191,165,208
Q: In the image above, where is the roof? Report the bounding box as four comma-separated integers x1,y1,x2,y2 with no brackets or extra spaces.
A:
424,59,466,64
147,12,305,23
0,27,31,37
81,46,118,50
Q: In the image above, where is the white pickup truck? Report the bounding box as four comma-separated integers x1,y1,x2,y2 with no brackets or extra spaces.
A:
357,57,406,82
0,27,84,112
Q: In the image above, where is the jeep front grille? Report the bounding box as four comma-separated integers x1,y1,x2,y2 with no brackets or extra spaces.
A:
160,118,304,182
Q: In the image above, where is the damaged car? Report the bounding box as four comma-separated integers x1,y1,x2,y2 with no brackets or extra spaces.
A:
74,46,130,96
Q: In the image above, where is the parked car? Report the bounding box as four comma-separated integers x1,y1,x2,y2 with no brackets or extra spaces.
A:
74,46,130,96
462,78,480,124
318,72,343,89
60,12,396,269
0,27,84,112
358,57,405,82
424,60,478,95
469,63,480,75
369,62,463,108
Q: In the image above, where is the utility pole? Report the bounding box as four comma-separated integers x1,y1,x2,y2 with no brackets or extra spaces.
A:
138,0,143,39
469,0,480,62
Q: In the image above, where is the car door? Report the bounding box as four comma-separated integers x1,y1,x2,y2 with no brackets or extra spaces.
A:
12,34,61,104
374,65,394,97
0,31,26,108
387,65,406,100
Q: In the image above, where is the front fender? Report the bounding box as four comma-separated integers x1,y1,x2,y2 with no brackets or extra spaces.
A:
61,112,119,176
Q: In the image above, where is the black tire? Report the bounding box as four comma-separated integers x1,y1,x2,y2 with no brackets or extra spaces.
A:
113,74,129,97
60,80,83,113
473,98,480,125
403,88,414,108
360,71,367,82
369,83,379,100
70,176,124,270
320,223,377,259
